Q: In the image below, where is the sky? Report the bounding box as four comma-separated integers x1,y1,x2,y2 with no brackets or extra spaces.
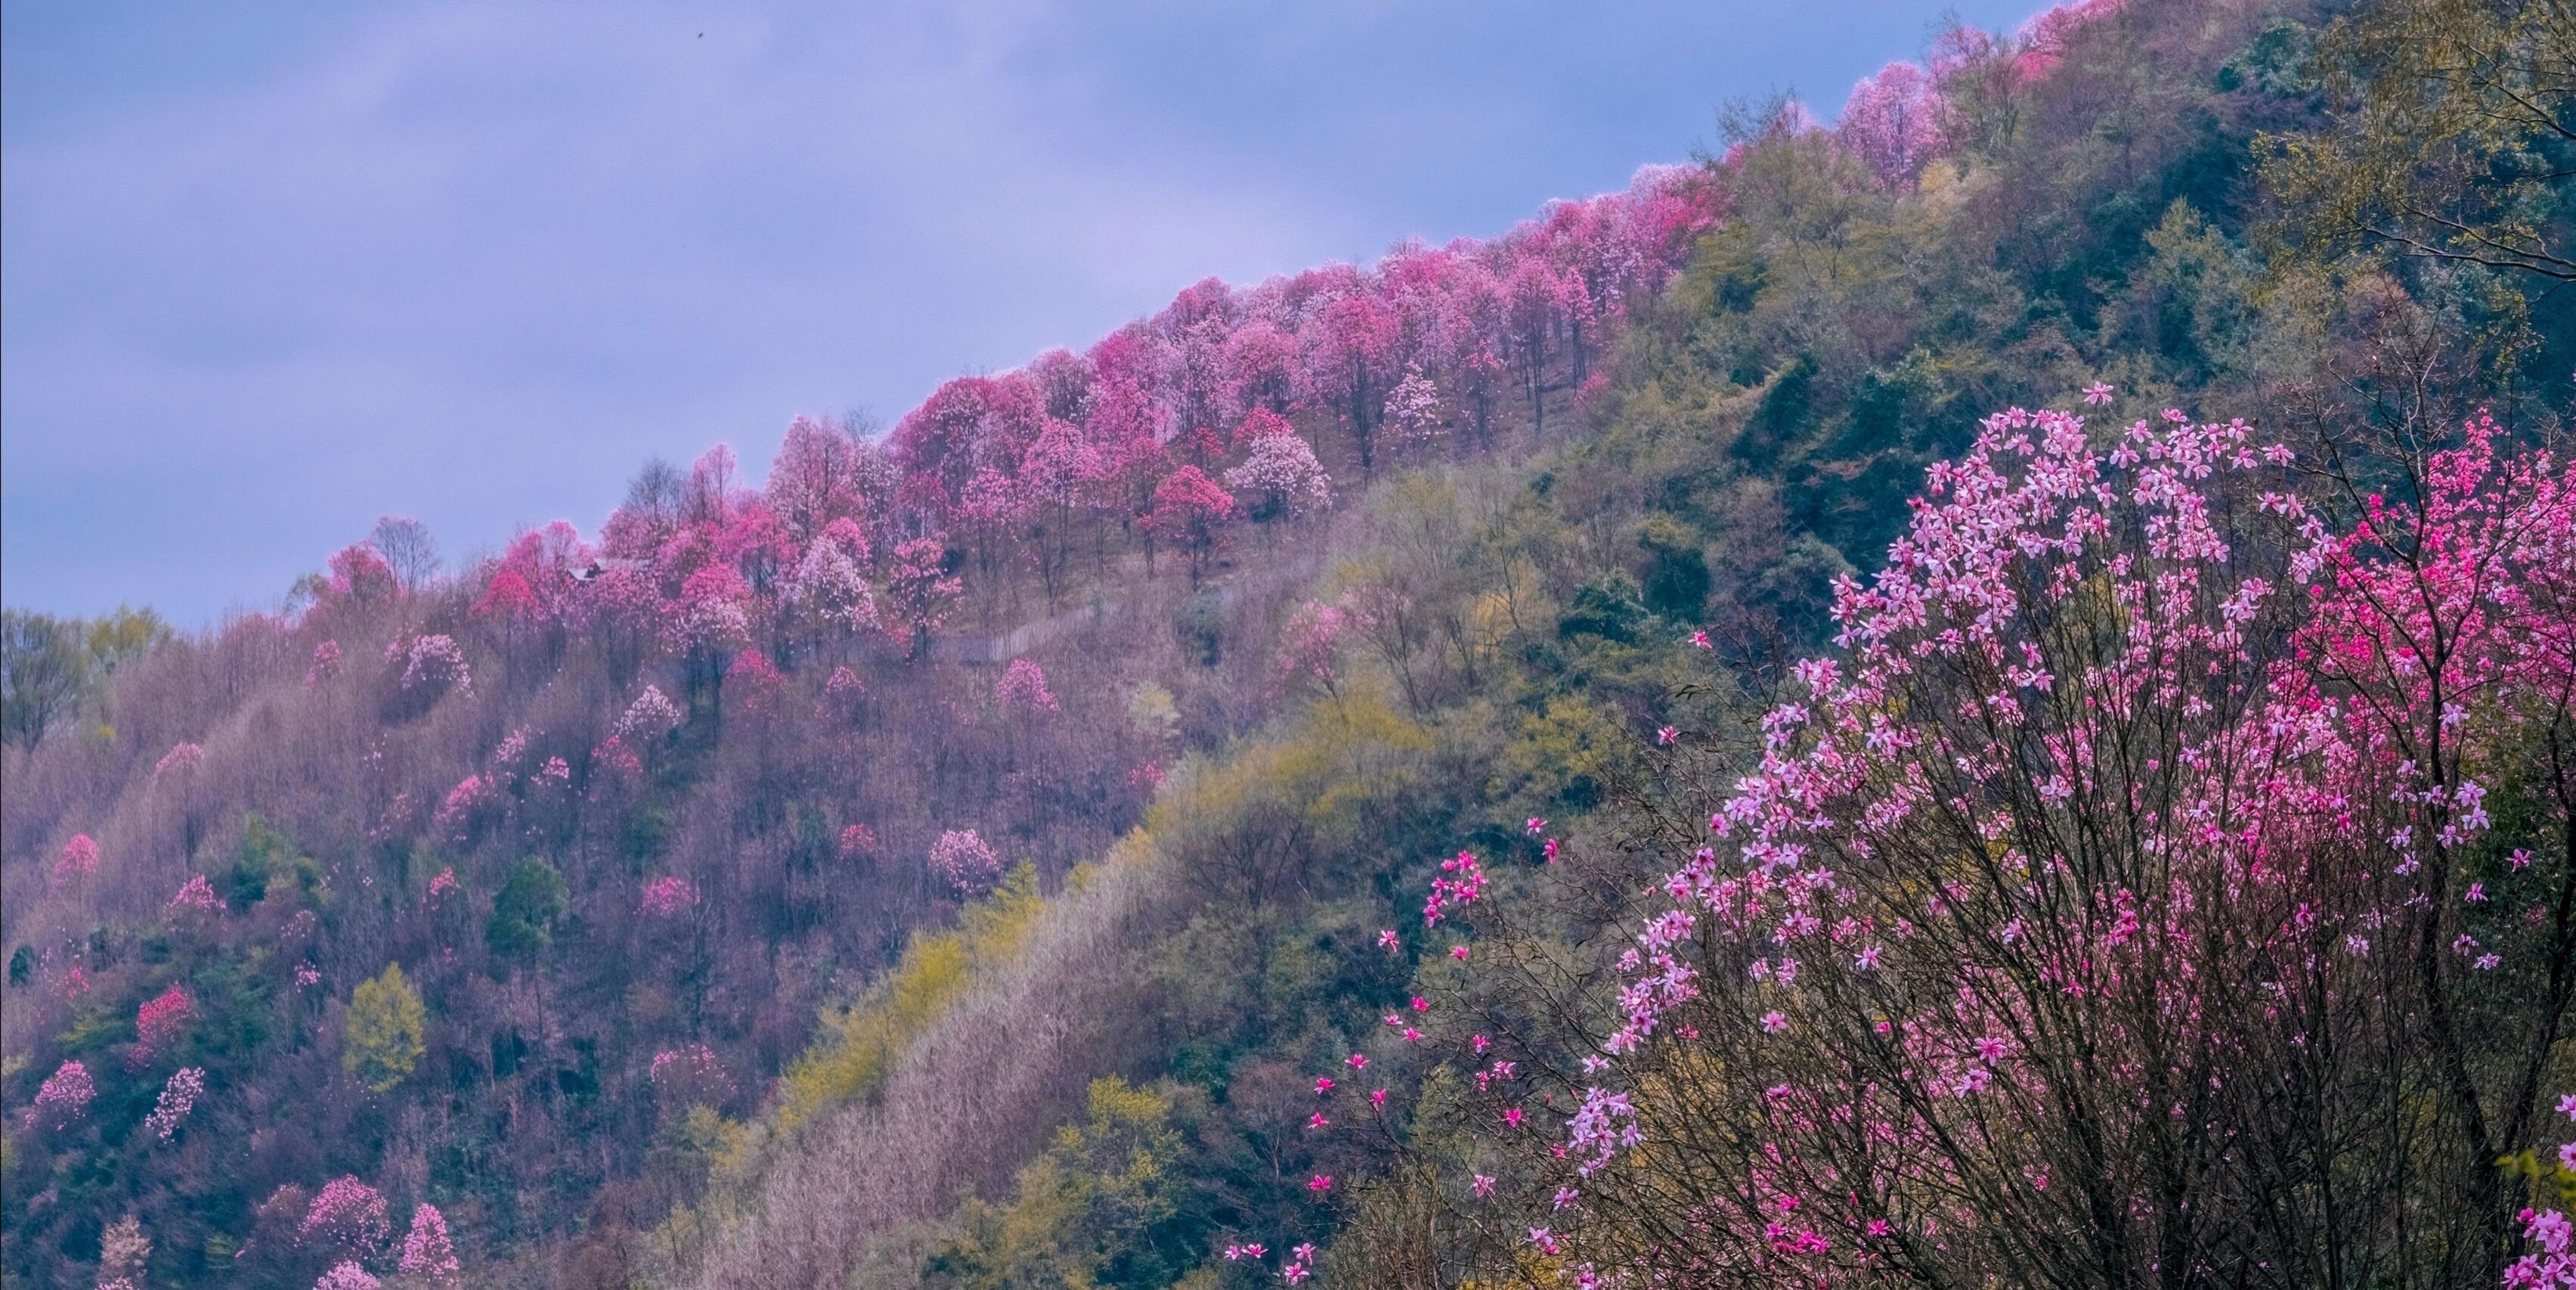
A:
2,0,2033,625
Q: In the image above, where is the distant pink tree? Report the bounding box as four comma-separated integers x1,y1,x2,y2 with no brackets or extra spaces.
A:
1226,426,1333,523
885,537,963,659
1838,60,1946,188
312,1262,380,1290
930,829,1002,898
153,742,206,779
785,532,881,637
838,823,878,861
398,1204,460,1280
1019,417,1101,599
168,874,221,916
1271,600,1358,701
615,685,683,741
53,833,99,888
325,543,398,606
144,1066,206,1140
307,639,343,687
25,1060,94,1128
1145,466,1237,587
1301,286,1401,477
766,414,872,541
396,635,472,699
639,876,701,918
995,658,1060,715
299,1177,390,1262
649,1043,733,1109
1382,363,1446,448
135,985,195,1057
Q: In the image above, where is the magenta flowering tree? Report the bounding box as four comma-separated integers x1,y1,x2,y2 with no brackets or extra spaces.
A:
649,1043,734,1112
886,536,964,660
994,658,1059,716
1145,466,1237,588
133,985,195,1060
1333,409,2572,1288
639,876,701,919
1838,59,1946,188
51,833,98,889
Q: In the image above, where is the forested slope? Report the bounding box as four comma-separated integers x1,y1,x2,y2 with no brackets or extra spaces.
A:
5,1,2571,1288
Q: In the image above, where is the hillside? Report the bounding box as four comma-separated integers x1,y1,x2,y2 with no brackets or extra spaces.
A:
6,1,2574,1288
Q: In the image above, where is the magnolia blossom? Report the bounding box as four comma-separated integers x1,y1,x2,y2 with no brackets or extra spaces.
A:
300,1177,390,1258
169,873,221,914
53,833,99,887
930,828,1002,898
26,1060,94,1127
312,1263,380,1290
154,742,207,778
399,1204,460,1279
639,876,701,918
135,985,195,1055
615,686,683,740
995,658,1060,715
144,1067,206,1140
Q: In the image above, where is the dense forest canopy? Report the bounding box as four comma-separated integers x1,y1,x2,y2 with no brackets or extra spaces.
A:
5,1,2573,1288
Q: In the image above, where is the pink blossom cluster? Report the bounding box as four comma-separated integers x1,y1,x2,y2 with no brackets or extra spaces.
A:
306,638,343,686
639,876,701,918
994,658,1059,715
929,828,1002,898
298,1177,390,1260
53,833,99,887
144,1066,206,1140
649,1043,732,1108
838,823,878,861
153,741,206,778
398,1203,459,1279
395,634,471,698
168,873,221,915
25,1059,94,1128
135,985,195,1056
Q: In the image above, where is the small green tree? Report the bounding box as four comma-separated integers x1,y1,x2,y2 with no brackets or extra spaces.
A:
485,856,568,968
345,963,426,1092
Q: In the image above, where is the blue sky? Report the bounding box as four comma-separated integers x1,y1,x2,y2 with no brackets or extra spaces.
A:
3,0,2030,625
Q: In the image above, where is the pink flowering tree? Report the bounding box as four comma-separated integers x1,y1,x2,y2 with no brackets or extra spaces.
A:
133,985,195,1062
24,1059,94,1129
929,829,1003,899
398,1203,460,1280
649,1043,734,1112
639,876,701,919
1144,466,1237,588
1224,423,1333,524
885,536,964,660
1838,59,1946,188
994,658,1060,716
299,1177,390,1264
1331,409,2572,1288
144,1066,206,1140
52,833,99,889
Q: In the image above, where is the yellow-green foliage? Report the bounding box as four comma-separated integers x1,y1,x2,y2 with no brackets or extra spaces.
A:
774,864,1051,1133
345,963,426,1092
928,1078,1190,1289
1506,695,1626,808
